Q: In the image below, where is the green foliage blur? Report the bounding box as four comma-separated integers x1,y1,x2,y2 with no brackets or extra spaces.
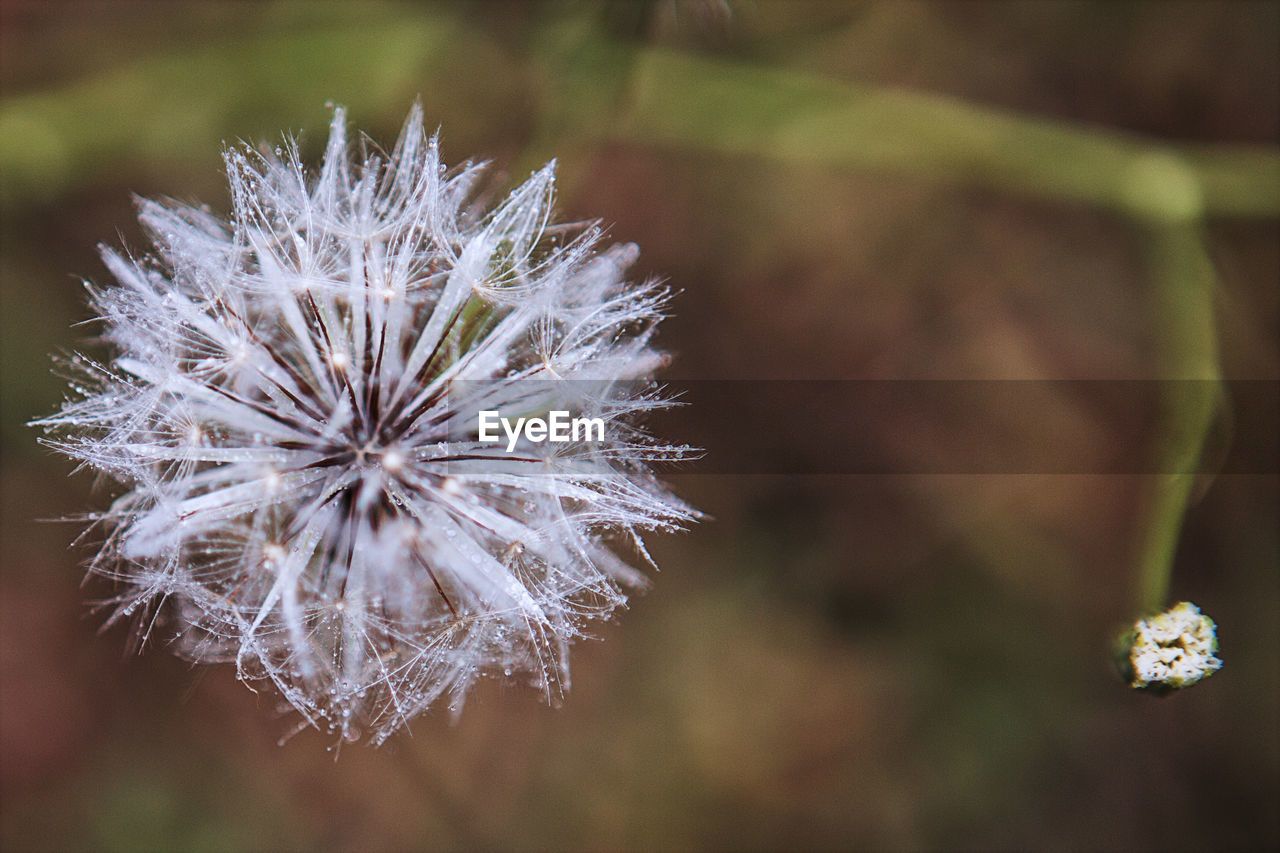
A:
1,1,1276,850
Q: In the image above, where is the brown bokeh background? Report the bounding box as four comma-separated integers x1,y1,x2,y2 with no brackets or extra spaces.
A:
1,2,1276,850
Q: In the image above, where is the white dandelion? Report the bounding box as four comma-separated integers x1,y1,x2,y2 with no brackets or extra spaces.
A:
33,105,696,745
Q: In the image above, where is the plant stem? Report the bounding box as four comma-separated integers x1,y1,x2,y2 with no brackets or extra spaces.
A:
1134,208,1222,614
605,47,1280,220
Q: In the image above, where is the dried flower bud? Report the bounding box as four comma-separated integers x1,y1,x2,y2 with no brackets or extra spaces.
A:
1117,601,1222,693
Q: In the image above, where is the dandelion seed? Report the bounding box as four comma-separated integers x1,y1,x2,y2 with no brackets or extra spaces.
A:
33,105,696,745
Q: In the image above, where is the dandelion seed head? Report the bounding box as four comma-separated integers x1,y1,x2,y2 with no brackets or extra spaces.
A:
33,105,695,745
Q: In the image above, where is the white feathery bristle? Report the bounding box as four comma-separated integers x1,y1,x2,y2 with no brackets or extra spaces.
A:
33,105,696,745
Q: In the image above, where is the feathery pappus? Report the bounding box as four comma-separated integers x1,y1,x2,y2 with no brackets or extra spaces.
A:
34,105,696,745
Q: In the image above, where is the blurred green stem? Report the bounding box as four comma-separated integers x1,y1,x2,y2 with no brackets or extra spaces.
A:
6,19,1278,222
532,34,1238,616
1134,212,1222,614
604,47,1280,220
0,13,492,206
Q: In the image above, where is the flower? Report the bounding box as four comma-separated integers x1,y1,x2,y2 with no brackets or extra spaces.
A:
1120,601,1222,692
33,105,696,745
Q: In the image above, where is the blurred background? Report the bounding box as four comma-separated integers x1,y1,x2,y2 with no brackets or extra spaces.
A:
1,1,1277,850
